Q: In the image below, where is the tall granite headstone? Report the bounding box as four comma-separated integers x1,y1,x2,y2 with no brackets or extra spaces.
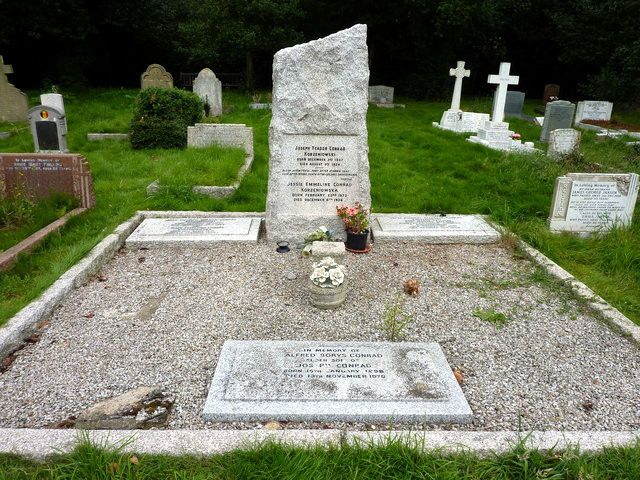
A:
0,55,28,122
141,64,173,89
26,105,68,153
504,91,525,118
540,100,575,142
266,25,371,241
193,68,222,117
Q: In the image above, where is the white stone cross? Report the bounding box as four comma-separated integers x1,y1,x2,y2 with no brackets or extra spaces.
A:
449,61,470,111
487,62,519,123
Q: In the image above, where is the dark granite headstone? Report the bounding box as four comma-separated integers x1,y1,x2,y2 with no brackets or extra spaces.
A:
543,84,560,104
540,100,576,142
505,91,525,118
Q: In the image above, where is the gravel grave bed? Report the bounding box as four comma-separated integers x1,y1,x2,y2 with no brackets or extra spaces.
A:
0,241,639,431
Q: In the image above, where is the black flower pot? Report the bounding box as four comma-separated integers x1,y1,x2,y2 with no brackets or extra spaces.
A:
345,230,369,251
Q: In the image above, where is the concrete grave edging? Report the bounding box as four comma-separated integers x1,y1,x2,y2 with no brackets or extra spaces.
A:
0,428,638,460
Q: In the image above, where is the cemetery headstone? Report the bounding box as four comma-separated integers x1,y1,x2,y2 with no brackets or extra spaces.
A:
266,24,371,241
371,214,500,243
574,101,613,124
504,91,525,118
543,84,560,104
26,105,68,153
140,64,173,89
0,153,95,208
193,68,222,117
547,128,581,158
203,340,472,423
540,100,576,142
40,93,65,115
0,55,28,123
368,85,394,105
549,173,639,234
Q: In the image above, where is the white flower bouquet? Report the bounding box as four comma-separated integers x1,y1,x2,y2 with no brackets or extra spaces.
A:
309,256,346,288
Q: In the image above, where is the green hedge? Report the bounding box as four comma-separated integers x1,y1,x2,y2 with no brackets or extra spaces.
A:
130,87,203,149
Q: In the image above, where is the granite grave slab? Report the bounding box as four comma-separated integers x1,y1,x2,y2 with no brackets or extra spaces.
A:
203,340,472,423
371,214,500,243
26,104,68,153
504,91,525,118
543,84,560,104
574,101,613,124
540,100,575,142
368,85,394,105
126,217,261,246
549,173,639,234
193,68,222,117
141,64,173,89
547,129,581,157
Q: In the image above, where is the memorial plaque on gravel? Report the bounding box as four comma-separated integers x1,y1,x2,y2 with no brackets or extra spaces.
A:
126,217,261,246
371,214,500,243
549,173,639,234
0,153,95,208
203,340,472,423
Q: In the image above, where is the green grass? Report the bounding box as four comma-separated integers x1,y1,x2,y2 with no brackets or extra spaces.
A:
2,435,640,479
0,88,638,326
472,308,510,328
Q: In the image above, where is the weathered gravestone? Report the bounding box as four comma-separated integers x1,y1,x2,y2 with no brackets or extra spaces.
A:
543,84,560,104
0,55,28,122
504,91,525,118
371,214,500,243
40,93,65,114
266,25,371,241
141,64,173,89
368,85,393,105
193,68,222,117
574,101,613,124
0,153,95,208
549,173,639,234
26,105,68,153
203,340,473,423
540,100,576,142
547,129,581,158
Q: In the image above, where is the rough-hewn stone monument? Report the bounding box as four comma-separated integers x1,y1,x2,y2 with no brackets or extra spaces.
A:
266,24,371,241
141,64,173,89
193,68,222,117
0,55,28,123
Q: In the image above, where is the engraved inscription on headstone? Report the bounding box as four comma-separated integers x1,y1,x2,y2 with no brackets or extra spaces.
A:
368,85,394,105
547,128,581,157
203,340,473,423
540,100,575,142
549,173,639,233
371,214,500,243
574,101,613,124
27,105,68,153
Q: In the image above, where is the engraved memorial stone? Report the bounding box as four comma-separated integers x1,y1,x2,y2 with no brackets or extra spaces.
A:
27,105,68,153
266,25,371,240
574,101,613,124
371,214,500,243
504,91,525,118
547,128,581,157
203,340,473,423
0,55,28,122
540,100,576,142
543,84,560,104
193,68,222,117
368,85,394,105
141,64,173,90
40,93,65,115
549,173,639,233
0,153,95,208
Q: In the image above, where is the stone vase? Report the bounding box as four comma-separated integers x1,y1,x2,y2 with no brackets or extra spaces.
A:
308,280,346,309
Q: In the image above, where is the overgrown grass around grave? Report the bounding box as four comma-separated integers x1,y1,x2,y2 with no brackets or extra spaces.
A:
0,89,638,326
2,435,640,479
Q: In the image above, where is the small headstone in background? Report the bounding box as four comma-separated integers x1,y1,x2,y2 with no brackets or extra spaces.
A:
504,91,525,118
266,25,371,241
543,84,560,104
574,101,613,124
0,132,10,140
540,100,575,142
40,93,65,115
26,104,68,153
193,68,222,117
0,153,95,208
547,128,581,157
141,64,173,89
368,85,394,105
549,173,639,234
0,55,28,122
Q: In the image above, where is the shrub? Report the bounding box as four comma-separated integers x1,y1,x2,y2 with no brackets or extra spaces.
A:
129,88,203,149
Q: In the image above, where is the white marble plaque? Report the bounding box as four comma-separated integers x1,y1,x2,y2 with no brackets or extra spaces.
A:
549,173,639,233
548,129,581,157
575,101,613,124
126,217,261,245
277,134,359,214
203,340,472,423
371,214,500,243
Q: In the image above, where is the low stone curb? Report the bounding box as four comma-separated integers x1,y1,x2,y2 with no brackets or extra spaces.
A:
87,133,129,141
520,242,640,345
0,429,637,460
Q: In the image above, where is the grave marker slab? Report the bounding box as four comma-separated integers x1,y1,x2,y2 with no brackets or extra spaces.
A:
40,93,65,115
0,55,28,122
203,340,472,423
547,128,581,157
574,101,613,124
543,84,560,104
368,85,394,105
540,100,576,142
504,91,525,118
126,217,261,246
371,214,500,243
0,153,95,208
549,173,639,234
141,64,173,89
266,25,371,241
193,68,222,117
26,105,68,153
